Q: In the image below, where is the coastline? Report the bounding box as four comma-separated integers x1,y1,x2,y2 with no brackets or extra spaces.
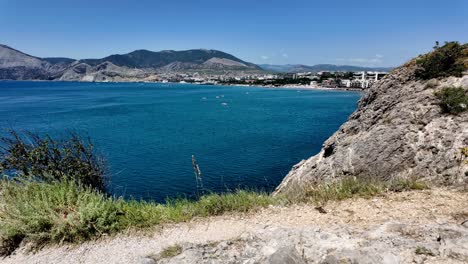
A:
0,79,365,92
218,83,365,92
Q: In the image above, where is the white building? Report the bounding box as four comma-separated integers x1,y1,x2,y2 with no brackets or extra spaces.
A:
352,71,387,89
341,79,351,88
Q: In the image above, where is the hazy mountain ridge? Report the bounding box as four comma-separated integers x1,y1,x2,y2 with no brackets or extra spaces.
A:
80,49,259,69
0,45,262,81
42,57,76,65
260,63,393,73
0,44,396,81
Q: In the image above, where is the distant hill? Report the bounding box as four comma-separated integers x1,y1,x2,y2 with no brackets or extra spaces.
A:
260,64,393,73
0,44,52,80
81,49,261,70
0,44,263,81
42,57,76,64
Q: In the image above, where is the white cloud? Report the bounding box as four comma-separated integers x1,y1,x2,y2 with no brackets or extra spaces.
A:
282,53,289,58
261,55,269,60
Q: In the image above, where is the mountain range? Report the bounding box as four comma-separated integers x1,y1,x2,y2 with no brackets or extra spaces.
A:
259,64,393,73
0,44,261,82
0,44,393,82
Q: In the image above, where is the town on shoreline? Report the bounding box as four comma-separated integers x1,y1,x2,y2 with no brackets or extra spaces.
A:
154,70,389,91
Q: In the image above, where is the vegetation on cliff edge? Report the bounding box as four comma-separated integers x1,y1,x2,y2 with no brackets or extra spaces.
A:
0,175,427,256
415,41,467,80
0,132,429,256
434,86,468,114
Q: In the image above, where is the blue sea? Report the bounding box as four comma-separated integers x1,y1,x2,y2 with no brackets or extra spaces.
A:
0,81,361,201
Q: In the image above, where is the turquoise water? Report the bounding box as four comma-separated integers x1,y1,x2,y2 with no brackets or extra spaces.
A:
0,81,361,201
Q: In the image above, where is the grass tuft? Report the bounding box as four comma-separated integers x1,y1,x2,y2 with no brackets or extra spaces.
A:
302,177,384,205
289,177,428,206
150,244,183,261
415,246,435,256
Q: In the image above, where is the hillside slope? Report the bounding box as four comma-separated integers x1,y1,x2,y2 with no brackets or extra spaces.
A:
0,45,51,79
81,49,260,70
275,44,468,196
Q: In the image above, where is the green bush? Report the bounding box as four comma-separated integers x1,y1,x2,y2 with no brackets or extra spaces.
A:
434,86,468,114
415,41,467,80
0,131,107,192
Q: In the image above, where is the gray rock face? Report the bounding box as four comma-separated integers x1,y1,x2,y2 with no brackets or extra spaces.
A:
275,65,468,195
267,246,306,264
153,222,468,263
0,45,52,80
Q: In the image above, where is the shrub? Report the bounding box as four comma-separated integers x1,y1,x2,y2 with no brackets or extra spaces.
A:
0,131,107,192
434,86,468,114
415,41,467,80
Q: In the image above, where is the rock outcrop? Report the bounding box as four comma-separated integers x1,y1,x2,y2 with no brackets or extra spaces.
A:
154,222,468,264
276,62,468,195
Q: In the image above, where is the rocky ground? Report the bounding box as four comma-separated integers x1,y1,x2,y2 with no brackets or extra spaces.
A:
3,188,468,264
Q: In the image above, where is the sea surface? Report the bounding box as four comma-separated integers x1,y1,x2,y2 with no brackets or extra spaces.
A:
0,81,361,201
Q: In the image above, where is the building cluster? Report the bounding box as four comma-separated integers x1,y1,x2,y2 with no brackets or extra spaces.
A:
348,72,388,89
302,71,388,89
153,70,388,90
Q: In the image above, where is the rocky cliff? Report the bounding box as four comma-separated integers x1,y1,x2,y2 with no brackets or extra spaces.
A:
276,48,468,195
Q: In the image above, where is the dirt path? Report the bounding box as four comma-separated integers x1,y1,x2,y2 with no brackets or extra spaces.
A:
3,189,468,264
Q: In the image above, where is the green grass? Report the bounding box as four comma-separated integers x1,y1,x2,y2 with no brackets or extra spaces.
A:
287,177,428,206
0,176,428,256
415,246,435,256
149,244,183,261
0,179,277,255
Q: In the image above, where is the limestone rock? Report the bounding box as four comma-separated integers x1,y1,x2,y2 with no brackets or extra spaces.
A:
275,64,468,195
266,246,306,264
150,221,468,263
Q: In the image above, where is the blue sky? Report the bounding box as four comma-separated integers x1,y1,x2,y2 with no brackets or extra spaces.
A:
0,0,466,67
